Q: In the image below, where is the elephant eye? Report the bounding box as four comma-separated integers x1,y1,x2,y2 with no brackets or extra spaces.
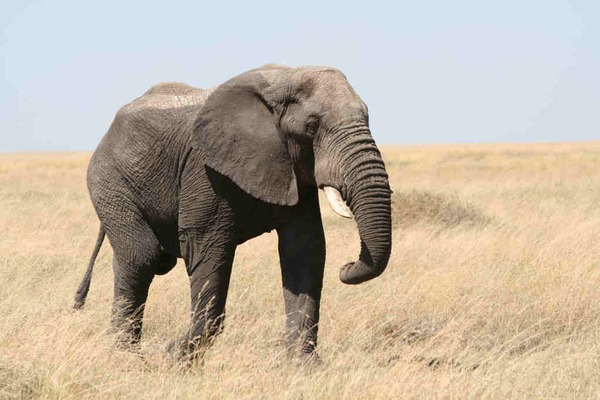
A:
306,119,319,136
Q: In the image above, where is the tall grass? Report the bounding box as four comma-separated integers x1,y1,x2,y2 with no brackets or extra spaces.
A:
1,143,600,398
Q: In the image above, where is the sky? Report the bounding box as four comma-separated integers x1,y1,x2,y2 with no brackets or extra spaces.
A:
1,0,598,151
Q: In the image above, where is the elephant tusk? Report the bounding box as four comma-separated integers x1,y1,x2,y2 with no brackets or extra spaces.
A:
323,186,353,219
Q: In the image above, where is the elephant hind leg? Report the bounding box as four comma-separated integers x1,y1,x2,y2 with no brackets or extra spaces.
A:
96,197,164,347
110,253,156,347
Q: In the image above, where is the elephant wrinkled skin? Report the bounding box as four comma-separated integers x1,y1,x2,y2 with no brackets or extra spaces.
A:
74,64,392,360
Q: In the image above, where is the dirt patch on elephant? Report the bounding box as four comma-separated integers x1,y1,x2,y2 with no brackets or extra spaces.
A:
392,190,490,229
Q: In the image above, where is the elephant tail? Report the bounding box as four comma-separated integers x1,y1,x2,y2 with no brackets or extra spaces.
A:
73,225,106,310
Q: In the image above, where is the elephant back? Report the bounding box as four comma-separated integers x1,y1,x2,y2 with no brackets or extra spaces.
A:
120,82,214,114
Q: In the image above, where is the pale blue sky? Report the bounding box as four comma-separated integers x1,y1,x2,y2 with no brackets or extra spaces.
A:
1,0,598,151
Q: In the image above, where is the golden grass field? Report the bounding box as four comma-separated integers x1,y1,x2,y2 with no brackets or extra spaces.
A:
1,142,600,399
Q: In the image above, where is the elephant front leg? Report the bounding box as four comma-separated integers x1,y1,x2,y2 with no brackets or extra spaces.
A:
277,190,326,358
168,228,236,361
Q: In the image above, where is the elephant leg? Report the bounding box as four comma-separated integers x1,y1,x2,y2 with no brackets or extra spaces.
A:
170,227,236,359
111,254,155,347
277,190,325,357
96,196,163,348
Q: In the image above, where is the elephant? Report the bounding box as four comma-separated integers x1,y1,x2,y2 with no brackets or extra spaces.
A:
74,64,392,361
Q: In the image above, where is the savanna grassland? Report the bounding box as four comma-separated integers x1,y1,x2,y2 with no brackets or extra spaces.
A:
1,143,600,399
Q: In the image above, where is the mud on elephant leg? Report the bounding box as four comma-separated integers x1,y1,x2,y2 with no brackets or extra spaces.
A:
167,228,236,362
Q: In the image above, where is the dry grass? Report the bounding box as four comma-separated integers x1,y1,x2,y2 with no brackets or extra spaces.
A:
392,190,490,230
1,143,600,399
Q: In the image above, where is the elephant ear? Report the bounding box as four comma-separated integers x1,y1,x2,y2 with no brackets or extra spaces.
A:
193,73,299,206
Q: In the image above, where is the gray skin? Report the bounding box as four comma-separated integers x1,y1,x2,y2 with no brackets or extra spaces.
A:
74,64,392,360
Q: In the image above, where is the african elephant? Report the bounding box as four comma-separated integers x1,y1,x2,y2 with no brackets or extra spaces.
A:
74,64,392,360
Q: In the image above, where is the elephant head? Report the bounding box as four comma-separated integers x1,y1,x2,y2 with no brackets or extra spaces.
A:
194,64,392,284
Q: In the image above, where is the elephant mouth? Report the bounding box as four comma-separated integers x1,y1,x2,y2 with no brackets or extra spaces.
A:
322,186,353,219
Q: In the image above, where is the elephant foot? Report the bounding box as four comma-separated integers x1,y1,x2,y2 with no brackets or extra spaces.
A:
165,336,210,365
287,351,326,373
114,338,141,352
110,325,143,354
284,342,325,370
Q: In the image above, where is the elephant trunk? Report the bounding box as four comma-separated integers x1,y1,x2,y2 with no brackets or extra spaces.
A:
319,124,392,284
